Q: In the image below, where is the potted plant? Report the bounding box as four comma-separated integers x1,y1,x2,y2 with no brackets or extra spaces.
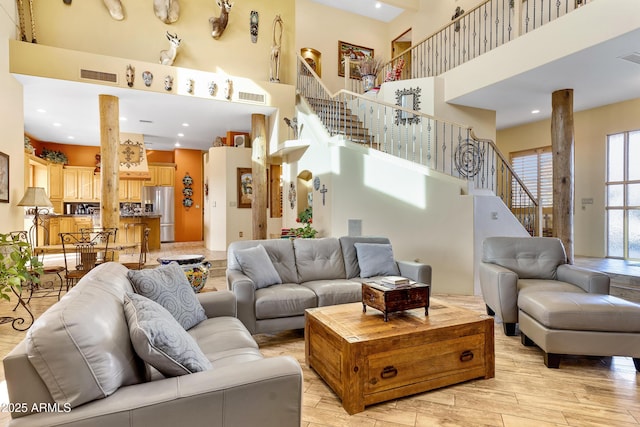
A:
0,233,43,302
292,206,317,238
358,57,384,92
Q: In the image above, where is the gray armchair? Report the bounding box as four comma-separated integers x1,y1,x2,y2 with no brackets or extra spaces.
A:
479,236,610,336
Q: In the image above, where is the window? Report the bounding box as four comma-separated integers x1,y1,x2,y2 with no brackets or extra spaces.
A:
606,130,640,259
511,147,553,208
511,146,553,236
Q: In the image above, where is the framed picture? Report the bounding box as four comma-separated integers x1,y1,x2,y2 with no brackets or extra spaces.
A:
338,41,374,78
0,151,8,203
237,168,253,208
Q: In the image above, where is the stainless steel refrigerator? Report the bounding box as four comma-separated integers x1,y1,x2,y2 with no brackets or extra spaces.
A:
142,186,175,242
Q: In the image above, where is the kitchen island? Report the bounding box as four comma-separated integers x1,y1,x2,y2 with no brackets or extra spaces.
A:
38,214,161,250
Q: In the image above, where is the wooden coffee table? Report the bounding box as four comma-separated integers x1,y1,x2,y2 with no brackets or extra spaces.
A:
305,300,494,414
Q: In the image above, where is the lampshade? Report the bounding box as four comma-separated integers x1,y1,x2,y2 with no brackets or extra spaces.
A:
17,187,53,208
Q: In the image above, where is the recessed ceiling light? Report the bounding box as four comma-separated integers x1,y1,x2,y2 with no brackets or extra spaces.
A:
120,116,127,121
175,142,181,147
67,136,75,140
36,108,46,113
53,122,61,127
375,1,382,8
178,133,184,137
182,123,190,127
531,109,540,114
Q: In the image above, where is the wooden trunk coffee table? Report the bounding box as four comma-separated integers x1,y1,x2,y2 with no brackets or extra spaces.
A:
305,300,494,414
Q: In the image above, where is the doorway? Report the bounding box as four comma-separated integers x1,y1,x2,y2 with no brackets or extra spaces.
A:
391,28,412,80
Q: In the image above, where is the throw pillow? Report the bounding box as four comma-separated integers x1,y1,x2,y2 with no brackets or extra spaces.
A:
128,262,206,330
234,244,282,289
354,242,400,278
124,292,212,377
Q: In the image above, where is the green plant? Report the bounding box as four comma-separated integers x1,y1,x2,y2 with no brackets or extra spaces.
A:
0,234,43,302
40,147,68,164
292,206,317,238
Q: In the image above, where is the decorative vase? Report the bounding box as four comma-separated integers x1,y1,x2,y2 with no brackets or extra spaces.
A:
156,255,211,293
362,74,376,92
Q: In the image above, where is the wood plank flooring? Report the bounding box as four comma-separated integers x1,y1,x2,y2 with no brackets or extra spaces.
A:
1,245,638,426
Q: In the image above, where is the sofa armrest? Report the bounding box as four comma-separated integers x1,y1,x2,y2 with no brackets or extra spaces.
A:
556,264,610,294
227,269,258,334
197,290,236,318
397,260,432,285
479,262,519,323
11,356,302,427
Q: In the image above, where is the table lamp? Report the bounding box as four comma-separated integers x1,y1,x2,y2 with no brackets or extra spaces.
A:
17,187,53,247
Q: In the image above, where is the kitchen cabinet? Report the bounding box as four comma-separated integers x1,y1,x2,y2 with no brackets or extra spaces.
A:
42,215,94,245
119,179,143,202
93,174,101,201
144,163,176,187
64,166,96,202
118,216,161,250
48,163,64,213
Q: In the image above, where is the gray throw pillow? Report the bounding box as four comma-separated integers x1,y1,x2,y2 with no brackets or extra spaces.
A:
128,263,206,330
124,293,212,377
354,242,400,278
234,244,282,289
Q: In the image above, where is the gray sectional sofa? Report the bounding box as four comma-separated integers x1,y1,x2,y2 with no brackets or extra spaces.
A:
227,236,432,334
3,262,302,427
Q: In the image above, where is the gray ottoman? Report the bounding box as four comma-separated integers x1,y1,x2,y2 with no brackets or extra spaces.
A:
518,291,640,370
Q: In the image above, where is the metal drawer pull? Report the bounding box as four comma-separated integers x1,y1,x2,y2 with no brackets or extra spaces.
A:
381,366,398,379
460,350,474,362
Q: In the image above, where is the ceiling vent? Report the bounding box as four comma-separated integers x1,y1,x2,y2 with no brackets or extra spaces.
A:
620,52,640,65
80,69,118,83
238,91,266,104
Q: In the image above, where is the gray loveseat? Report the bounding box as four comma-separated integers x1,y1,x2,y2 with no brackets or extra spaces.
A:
3,262,302,427
227,236,432,334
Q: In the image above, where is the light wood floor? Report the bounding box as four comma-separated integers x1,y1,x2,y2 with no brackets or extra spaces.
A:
1,245,639,426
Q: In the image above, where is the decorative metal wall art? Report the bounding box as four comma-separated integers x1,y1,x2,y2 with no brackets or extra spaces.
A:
395,87,421,125
454,139,484,178
119,139,144,168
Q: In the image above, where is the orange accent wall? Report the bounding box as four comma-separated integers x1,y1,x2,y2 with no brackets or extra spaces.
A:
27,137,99,167
147,150,174,163
174,149,203,242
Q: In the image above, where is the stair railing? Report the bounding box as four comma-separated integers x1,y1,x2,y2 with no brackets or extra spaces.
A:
381,0,592,83
297,55,540,235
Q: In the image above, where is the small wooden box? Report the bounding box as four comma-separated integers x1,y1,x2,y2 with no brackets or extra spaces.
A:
362,282,430,321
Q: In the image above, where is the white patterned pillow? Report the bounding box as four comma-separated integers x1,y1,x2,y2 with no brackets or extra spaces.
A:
127,262,206,330
124,292,212,377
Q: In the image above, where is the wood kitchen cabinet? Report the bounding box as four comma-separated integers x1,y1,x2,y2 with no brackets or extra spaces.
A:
144,163,176,187
42,215,94,245
64,166,96,202
48,163,64,213
119,179,143,202
118,216,161,250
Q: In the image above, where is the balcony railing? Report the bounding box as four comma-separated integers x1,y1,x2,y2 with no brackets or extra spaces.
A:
297,55,540,235
378,0,592,85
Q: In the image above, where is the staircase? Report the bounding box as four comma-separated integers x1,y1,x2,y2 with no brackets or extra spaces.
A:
305,97,375,145
296,55,540,236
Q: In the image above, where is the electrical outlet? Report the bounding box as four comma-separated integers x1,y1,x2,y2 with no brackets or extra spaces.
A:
239,231,243,237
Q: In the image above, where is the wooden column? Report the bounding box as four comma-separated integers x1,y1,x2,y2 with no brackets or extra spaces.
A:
251,114,268,239
99,95,120,251
551,89,574,264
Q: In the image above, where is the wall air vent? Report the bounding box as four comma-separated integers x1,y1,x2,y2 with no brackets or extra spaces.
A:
238,91,266,104
620,52,640,65
80,69,118,83
139,120,153,123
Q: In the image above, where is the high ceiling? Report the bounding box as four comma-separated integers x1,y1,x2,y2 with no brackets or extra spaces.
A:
18,2,640,152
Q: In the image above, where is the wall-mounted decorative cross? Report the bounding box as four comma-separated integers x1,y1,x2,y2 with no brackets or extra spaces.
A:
320,184,328,206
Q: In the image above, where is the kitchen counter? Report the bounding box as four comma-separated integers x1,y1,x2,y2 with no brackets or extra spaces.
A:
119,214,162,218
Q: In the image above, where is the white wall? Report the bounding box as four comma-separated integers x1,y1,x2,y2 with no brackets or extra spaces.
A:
0,1,28,233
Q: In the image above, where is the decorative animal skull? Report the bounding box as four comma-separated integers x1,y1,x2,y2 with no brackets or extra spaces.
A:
224,79,233,100
186,79,194,94
126,64,135,87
